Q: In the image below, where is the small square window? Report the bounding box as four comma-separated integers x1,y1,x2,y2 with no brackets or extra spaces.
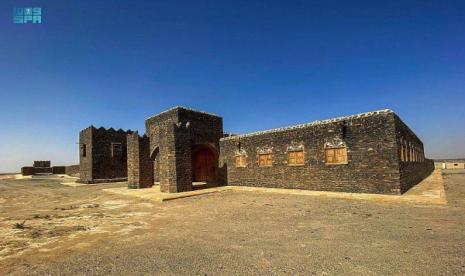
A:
258,153,273,167
111,143,123,157
288,150,304,165
235,155,247,168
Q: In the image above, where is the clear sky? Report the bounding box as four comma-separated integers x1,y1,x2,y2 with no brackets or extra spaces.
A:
0,0,464,173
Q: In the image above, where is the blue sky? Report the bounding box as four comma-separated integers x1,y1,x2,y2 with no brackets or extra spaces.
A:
0,0,464,172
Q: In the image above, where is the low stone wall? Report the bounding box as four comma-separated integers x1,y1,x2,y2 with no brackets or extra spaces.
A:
65,165,80,176
21,165,79,176
21,167,52,175
35,167,53,174
78,178,127,184
21,167,35,176
52,166,66,174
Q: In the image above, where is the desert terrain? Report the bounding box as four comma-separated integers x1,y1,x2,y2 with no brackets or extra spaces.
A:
0,171,464,275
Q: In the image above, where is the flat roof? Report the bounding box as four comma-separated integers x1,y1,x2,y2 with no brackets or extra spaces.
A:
221,109,393,141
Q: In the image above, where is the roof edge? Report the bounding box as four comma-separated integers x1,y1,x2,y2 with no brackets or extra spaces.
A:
79,125,134,134
146,106,222,121
221,109,394,141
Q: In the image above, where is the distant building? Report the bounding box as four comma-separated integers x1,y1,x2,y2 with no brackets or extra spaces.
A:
21,160,52,175
21,161,71,175
78,106,434,195
434,159,465,170
443,162,465,169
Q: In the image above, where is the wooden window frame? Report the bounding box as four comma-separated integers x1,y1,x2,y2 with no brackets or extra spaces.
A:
258,153,273,167
235,155,247,168
324,147,348,165
287,150,305,166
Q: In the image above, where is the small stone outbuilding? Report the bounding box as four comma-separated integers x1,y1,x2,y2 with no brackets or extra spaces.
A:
78,126,133,183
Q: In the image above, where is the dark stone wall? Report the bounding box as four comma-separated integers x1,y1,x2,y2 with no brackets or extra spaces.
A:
21,167,52,175
51,166,66,174
79,126,132,183
65,165,80,176
127,132,154,189
394,115,434,192
145,107,223,192
220,111,403,195
79,127,93,182
398,159,434,192
22,163,72,176
34,161,50,168
92,127,129,180
177,108,223,146
21,167,35,176
173,122,193,192
34,167,53,174
158,122,179,192
127,132,139,187
146,109,179,192
146,108,177,190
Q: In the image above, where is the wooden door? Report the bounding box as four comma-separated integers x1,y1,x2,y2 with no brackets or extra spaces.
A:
193,148,215,182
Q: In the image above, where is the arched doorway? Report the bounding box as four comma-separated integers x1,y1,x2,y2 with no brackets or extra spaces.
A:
192,145,216,182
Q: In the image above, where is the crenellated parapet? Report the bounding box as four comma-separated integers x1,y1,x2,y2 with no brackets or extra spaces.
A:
77,125,134,183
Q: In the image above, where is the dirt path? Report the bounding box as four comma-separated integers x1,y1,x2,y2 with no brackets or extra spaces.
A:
1,172,464,275
0,178,156,264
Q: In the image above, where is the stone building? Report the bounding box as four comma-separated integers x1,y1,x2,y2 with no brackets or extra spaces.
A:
78,106,434,194
21,160,52,175
127,107,223,192
220,109,433,194
78,126,133,183
21,161,73,176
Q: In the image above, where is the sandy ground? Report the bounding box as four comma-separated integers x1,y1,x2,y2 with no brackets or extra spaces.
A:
103,169,446,205
0,174,17,180
0,172,464,275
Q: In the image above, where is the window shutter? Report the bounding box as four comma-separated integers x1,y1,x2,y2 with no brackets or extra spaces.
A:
235,155,247,167
325,147,347,165
297,151,304,164
259,153,272,167
288,150,304,165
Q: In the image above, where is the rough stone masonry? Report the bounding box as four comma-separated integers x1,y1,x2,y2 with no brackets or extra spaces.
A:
77,106,433,194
